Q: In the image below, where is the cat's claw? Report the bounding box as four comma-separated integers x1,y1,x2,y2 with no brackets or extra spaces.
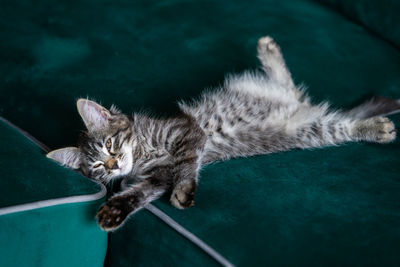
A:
170,181,196,209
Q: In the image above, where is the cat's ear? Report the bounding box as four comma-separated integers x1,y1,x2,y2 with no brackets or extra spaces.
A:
77,99,111,132
47,147,82,169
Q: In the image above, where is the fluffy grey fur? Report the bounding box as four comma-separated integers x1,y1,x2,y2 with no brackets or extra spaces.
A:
47,36,399,231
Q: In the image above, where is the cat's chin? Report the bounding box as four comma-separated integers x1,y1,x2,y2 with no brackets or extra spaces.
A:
118,162,133,176
102,169,131,183
118,168,132,176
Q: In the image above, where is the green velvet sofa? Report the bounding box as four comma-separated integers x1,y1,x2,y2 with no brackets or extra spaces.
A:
1,0,399,266
0,119,107,267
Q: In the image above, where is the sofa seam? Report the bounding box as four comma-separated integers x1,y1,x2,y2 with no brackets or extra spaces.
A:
145,203,235,267
120,179,235,267
0,116,107,215
1,116,235,266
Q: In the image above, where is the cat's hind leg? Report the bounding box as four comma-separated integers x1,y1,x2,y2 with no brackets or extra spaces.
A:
257,36,296,90
353,116,396,143
288,106,396,149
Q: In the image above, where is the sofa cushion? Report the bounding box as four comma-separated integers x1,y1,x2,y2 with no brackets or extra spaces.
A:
0,0,400,266
106,208,219,267
0,119,107,267
319,0,400,47
1,0,399,149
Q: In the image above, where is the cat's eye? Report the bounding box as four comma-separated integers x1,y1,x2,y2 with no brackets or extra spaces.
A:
93,162,103,168
105,138,112,151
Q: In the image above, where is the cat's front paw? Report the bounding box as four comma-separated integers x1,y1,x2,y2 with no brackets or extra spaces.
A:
96,195,135,231
355,117,396,143
170,181,196,209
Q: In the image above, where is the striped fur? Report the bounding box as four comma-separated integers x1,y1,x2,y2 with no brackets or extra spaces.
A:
47,36,399,231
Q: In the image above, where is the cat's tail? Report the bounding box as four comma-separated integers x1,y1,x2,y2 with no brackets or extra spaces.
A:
345,96,400,119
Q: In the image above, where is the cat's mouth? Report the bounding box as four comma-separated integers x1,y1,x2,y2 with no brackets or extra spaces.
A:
100,150,133,180
117,158,133,176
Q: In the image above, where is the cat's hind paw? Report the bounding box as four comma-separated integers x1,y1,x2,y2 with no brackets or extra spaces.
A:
372,117,396,143
257,36,281,58
170,181,196,209
96,195,134,231
356,117,396,143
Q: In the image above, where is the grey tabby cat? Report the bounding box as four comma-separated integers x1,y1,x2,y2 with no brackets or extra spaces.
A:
47,36,400,231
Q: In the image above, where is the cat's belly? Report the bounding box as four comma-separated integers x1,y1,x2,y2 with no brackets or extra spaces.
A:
179,72,309,163
183,94,301,163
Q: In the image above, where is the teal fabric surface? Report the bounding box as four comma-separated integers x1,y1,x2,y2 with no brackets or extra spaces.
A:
1,0,399,149
0,120,107,267
107,209,218,267
152,140,400,265
319,0,400,48
0,120,101,207
0,201,107,267
0,0,400,266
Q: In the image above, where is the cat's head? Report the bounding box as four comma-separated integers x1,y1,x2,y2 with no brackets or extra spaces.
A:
47,99,135,183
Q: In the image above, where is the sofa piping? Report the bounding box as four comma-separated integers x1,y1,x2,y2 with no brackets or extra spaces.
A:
0,117,107,216
0,116,235,267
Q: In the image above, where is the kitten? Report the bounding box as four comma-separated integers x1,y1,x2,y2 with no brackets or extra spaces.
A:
47,36,400,231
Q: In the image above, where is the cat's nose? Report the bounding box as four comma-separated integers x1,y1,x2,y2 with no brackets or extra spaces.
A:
105,158,118,170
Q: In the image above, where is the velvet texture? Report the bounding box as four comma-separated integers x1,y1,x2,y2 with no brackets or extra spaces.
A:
319,0,400,47
0,121,107,267
0,0,399,266
0,202,107,267
0,122,102,207
106,210,218,267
